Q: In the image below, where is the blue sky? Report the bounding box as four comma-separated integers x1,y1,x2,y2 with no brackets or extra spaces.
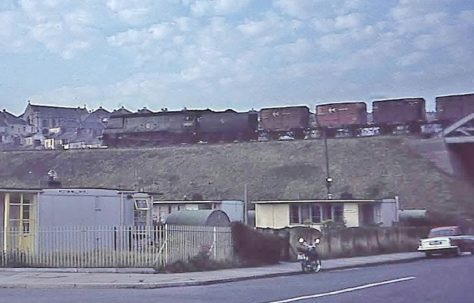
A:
0,0,473,115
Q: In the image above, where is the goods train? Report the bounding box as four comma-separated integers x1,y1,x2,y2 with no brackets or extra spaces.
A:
102,93,474,147
102,109,258,147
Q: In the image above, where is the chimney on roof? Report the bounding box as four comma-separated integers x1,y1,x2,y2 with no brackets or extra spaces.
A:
47,170,62,188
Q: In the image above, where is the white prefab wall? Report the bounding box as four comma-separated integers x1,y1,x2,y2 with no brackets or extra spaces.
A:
378,201,398,227
343,203,360,227
38,189,135,227
255,204,289,228
220,200,244,222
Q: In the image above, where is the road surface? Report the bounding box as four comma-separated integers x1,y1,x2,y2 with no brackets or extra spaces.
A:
0,255,472,303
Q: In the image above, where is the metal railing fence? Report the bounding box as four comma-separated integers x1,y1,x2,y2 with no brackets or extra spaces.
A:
0,225,233,268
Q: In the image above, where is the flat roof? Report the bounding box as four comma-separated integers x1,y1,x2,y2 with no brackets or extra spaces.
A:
0,187,136,193
252,199,387,204
153,200,223,205
0,188,43,193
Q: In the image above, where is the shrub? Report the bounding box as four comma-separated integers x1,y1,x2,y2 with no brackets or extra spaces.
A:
231,222,282,266
164,251,234,273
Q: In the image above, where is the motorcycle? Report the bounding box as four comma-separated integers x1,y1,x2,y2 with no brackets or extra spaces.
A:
297,237,322,273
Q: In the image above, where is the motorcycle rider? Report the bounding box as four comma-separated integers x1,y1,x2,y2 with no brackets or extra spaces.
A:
297,237,320,262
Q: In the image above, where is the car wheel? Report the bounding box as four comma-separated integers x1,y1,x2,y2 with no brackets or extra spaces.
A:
470,246,474,255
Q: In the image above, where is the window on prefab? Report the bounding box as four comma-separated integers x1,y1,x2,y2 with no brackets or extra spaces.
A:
322,204,332,221
301,204,310,223
290,203,344,224
290,204,299,224
334,205,344,222
134,199,150,210
198,203,212,210
311,205,321,223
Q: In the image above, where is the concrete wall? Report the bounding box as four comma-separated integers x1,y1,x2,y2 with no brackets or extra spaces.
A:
285,226,429,260
255,204,289,229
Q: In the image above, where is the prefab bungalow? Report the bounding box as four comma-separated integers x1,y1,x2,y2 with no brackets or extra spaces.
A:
253,198,399,229
0,188,155,252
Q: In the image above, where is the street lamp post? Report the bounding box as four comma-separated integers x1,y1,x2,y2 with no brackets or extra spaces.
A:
323,127,333,199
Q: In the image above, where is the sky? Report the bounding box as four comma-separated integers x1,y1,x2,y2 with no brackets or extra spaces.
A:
0,0,473,116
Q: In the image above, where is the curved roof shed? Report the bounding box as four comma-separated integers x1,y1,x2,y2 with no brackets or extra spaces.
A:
165,210,231,227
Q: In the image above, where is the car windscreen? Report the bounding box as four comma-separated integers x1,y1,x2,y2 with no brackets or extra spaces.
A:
428,229,459,237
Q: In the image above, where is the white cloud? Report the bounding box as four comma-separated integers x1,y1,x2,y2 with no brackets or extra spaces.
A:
334,13,362,29
238,19,271,36
189,0,250,16
106,0,156,25
0,0,19,10
273,0,320,19
398,51,425,66
0,11,30,50
2,0,474,116
107,23,173,48
459,10,474,25
0,1,110,58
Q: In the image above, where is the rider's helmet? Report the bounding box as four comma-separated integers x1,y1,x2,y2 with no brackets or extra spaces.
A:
298,238,305,244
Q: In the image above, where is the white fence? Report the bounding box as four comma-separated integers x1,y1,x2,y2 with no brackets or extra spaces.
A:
0,225,233,268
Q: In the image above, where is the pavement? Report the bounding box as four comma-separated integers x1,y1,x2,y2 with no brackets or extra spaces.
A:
0,252,424,289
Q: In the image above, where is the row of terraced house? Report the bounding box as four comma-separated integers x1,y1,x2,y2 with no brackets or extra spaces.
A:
0,102,141,150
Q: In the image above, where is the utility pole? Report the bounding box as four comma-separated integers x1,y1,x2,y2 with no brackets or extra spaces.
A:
323,127,333,199
244,183,248,224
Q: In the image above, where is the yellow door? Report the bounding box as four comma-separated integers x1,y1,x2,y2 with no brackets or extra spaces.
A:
5,193,35,251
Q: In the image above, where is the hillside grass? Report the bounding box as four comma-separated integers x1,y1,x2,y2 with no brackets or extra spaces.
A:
0,137,473,218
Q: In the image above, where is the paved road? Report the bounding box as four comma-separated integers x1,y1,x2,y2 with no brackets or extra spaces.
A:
1,255,473,303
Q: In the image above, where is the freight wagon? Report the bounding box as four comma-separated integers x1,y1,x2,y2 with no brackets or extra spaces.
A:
197,110,258,143
372,98,426,135
259,106,310,139
315,102,367,128
436,93,474,125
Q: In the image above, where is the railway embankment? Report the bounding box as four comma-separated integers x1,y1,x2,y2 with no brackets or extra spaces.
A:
1,136,473,219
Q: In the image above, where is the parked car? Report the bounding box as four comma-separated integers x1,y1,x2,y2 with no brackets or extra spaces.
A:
417,226,474,257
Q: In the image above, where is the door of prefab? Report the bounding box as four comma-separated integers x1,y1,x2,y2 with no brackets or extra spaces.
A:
358,203,375,227
3,192,36,251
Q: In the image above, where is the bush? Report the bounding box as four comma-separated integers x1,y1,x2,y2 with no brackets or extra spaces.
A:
164,251,234,273
231,222,282,266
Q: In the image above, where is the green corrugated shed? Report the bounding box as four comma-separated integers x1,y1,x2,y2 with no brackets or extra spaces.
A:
165,210,230,226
